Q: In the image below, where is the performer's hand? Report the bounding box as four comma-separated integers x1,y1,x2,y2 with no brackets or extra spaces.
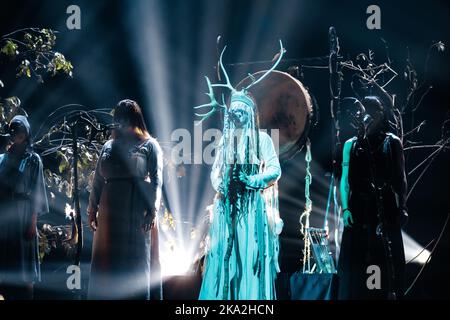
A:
239,172,266,190
142,212,154,233
343,209,354,228
89,211,98,232
238,170,250,186
231,165,248,189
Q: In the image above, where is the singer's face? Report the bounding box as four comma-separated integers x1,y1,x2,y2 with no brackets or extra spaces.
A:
230,102,249,128
5,132,26,151
11,132,27,145
8,121,27,146
112,119,134,138
12,132,27,144
366,109,383,135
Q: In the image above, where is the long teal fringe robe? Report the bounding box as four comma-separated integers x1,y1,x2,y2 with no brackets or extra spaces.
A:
199,131,283,300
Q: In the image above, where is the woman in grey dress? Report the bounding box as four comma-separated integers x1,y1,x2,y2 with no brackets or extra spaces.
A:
87,99,163,300
0,115,49,300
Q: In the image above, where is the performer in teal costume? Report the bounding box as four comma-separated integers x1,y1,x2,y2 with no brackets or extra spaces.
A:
197,41,285,300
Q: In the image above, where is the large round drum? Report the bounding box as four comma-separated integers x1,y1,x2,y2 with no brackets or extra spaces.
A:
236,70,313,160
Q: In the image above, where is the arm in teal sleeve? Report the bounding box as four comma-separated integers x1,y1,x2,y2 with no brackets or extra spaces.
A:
340,139,353,210
341,138,355,227
245,132,281,190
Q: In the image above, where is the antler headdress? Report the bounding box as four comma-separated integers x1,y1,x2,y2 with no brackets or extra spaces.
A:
195,40,286,123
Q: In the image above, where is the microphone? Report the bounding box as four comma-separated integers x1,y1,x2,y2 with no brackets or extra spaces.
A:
363,114,373,126
329,26,340,99
228,111,240,125
363,114,373,132
329,26,338,70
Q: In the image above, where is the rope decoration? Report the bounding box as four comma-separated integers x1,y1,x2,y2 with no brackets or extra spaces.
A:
300,139,313,273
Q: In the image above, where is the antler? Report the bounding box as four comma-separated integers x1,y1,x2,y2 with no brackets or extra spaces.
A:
194,76,226,124
244,39,286,91
210,45,235,92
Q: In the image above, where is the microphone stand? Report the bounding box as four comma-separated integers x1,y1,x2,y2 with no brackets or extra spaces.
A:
328,26,343,265
68,116,111,267
70,117,83,267
329,26,342,174
33,107,113,299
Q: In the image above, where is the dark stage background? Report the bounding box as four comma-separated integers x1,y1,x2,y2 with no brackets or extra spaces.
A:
0,0,449,299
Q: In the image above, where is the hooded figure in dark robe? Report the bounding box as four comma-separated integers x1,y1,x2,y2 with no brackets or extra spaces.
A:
338,95,408,300
0,115,49,300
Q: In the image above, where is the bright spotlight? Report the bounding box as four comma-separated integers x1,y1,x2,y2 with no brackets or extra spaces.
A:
402,231,431,265
160,245,194,277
